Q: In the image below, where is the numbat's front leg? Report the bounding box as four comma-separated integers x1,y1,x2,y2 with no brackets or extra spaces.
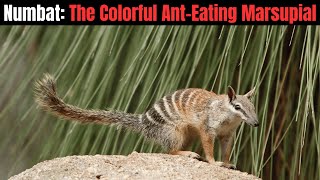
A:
219,135,237,170
199,129,215,164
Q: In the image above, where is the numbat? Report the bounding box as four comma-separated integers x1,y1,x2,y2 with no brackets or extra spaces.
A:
35,74,259,169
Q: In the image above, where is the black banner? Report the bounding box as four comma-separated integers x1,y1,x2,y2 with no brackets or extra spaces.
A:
0,0,319,25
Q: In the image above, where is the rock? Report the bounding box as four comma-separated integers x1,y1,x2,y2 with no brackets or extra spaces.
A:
9,153,260,180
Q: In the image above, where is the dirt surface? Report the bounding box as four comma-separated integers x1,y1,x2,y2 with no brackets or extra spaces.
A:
9,152,260,180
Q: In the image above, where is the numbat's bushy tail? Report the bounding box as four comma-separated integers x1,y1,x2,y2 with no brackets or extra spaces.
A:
34,74,143,131
34,73,259,170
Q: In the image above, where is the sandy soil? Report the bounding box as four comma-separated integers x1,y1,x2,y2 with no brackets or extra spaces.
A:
9,152,260,180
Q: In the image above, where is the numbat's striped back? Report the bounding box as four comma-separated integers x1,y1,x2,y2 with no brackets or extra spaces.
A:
144,89,216,126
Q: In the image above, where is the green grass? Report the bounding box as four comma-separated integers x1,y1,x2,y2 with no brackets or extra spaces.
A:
0,26,319,180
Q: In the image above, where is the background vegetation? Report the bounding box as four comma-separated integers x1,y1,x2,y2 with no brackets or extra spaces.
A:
0,26,319,180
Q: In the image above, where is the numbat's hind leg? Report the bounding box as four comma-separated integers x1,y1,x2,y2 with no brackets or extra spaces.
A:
170,151,207,162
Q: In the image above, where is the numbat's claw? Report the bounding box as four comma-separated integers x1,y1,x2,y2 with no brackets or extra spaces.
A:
170,151,206,162
187,152,208,162
187,152,206,162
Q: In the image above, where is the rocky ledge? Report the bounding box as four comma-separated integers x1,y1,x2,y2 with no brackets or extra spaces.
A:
9,152,260,180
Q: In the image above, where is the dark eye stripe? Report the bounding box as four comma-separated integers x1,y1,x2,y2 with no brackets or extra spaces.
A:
231,102,249,118
239,109,249,118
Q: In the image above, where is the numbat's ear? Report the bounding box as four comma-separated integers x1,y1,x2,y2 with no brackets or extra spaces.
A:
227,86,236,102
244,86,256,100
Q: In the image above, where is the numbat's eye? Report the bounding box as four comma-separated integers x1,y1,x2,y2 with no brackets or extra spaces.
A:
235,105,241,110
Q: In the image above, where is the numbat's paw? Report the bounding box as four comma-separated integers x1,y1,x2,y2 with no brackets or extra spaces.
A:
217,162,237,170
187,152,207,162
170,151,207,162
